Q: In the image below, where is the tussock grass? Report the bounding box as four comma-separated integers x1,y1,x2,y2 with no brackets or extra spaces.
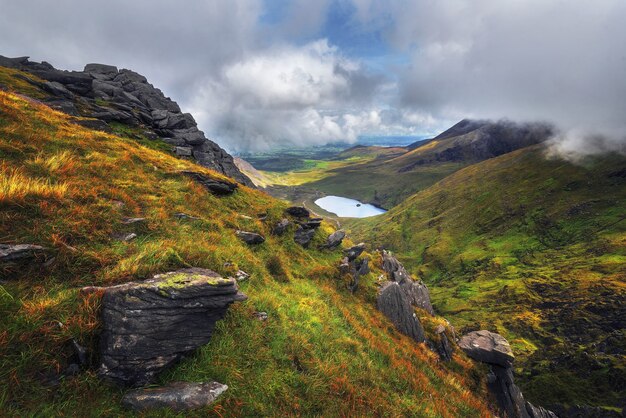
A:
0,165,69,204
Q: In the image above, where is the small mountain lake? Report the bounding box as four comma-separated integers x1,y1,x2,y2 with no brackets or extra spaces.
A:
314,196,387,218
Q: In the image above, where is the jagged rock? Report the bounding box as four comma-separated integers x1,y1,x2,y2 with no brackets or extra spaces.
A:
122,381,227,411
113,232,137,242
377,282,425,343
381,250,434,315
549,404,619,418
0,244,47,263
324,230,346,249
232,270,250,282
70,118,111,132
181,171,238,195
458,330,514,367
253,311,268,321
98,268,246,386
174,212,200,221
349,258,370,293
435,325,453,361
285,206,310,218
272,218,290,235
236,230,265,245
84,63,118,75
339,257,351,275
121,217,146,225
294,227,316,247
43,81,72,98
175,146,192,157
525,402,559,418
299,218,322,230
344,243,366,261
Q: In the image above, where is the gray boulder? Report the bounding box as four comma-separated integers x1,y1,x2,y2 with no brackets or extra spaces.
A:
294,227,316,248
236,230,265,245
272,218,290,236
285,206,310,218
458,330,514,367
0,244,47,264
180,171,238,195
324,230,346,249
377,282,425,343
84,63,118,74
122,381,227,411
344,243,366,261
98,268,246,386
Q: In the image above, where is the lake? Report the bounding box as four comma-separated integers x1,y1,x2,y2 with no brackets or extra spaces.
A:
314,196,387,218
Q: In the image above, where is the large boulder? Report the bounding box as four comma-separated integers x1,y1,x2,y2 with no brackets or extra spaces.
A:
377,282,425,343
98,268,246,386
458,330,514,367
122,381,227,411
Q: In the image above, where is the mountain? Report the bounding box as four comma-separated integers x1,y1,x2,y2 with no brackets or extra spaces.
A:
0,55,252,186
348,144,626,411
0,61,499,416
307,119,553,208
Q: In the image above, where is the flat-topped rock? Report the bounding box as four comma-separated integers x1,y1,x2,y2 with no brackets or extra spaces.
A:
0,244,47,263
84,63,118,74
181,171,238,195
98,268,246,386
122,381,227,411
458,330,515,367
236,230,265,245
285,206,310,218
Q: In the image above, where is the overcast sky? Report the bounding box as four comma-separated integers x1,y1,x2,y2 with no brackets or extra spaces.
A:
1,0,625,154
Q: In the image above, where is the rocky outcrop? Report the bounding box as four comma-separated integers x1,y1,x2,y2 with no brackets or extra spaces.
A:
98,268,246,386
236,230,265,245
459,330,557,418
381,250,434,315
435,325,454,361
122,381,227,411
0,244,47,264
0,55,252,186
377,282,426,343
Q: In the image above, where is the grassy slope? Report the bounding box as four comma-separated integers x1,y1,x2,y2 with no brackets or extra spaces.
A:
349,145,626,410
307,141,466,209
0,85,492,415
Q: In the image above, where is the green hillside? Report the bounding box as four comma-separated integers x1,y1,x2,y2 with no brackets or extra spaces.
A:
0,75,492,415
349,145,626,410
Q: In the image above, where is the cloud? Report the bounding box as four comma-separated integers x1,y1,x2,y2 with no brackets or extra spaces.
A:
189,39,396,151
352,0,626,155
1,0,624,155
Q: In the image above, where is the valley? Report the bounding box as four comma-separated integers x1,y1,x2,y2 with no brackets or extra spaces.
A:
244,122,626,414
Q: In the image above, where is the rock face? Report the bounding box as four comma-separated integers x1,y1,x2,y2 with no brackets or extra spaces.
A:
459,330,557,418
0,244,47,264
381,250,434,315
377,282,425,343
98,268,246,386
0,55,252,186
458,330,514,367
122,381,228,411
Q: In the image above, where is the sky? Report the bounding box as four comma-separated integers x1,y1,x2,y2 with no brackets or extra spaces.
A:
0,0,625,155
